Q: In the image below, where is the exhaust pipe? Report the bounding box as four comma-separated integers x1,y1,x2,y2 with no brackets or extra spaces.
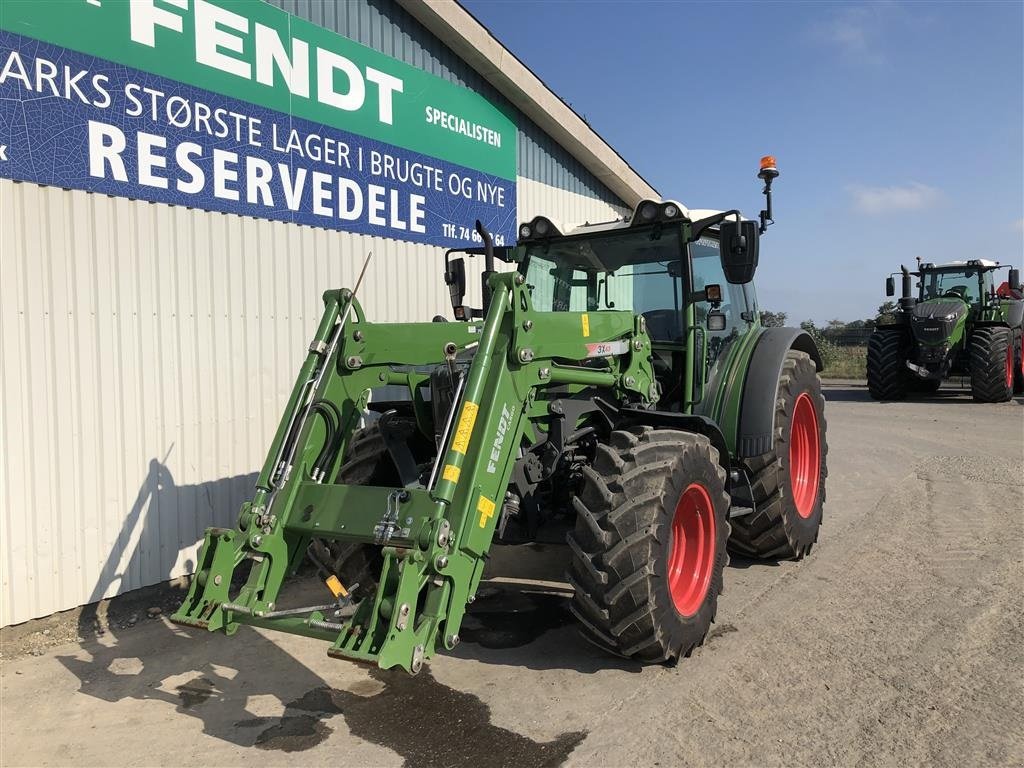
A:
475,220,496,314
899,265,916,310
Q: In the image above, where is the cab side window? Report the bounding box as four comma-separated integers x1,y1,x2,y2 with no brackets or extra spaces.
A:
689,240,753,338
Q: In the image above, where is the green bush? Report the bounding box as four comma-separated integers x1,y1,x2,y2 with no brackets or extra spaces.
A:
803,327,866,379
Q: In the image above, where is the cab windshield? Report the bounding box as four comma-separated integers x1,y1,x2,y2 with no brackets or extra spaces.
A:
521,225,687,340
920,268,988,304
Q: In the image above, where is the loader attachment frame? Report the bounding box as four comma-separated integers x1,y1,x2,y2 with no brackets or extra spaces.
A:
172,271,656,673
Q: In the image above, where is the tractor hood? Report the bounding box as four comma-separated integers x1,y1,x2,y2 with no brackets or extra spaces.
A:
910,298,968,346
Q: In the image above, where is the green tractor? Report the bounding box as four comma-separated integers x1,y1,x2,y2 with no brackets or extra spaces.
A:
172,158,829,673
867,260,1024,402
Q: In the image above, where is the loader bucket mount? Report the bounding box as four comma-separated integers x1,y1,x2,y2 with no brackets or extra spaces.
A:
171,270,656,673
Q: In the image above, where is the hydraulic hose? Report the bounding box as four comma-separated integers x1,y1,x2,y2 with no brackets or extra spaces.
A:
309,401,342,479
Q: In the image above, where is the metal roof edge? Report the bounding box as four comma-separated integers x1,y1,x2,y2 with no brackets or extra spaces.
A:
395,0,660,207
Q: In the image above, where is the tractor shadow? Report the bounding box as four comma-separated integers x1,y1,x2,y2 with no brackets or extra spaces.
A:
726,552,782,570
822,383,997,405
450,544,644,675
450,583,643,675
52,451,342,751
52,477,595,759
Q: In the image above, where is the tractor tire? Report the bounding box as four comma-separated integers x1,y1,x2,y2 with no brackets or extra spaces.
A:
321,420,397,599
1012,328,1024,395
567,427,730,663
866,330,909,400
969,327,1014,403
728,350,828,560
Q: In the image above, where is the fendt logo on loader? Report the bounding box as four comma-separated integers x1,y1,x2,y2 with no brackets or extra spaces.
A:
486,403,514,474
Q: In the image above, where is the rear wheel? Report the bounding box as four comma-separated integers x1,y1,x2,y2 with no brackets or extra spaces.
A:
867,330,909,400
970,327,1013,402
729,350,828,560
567,427,730,663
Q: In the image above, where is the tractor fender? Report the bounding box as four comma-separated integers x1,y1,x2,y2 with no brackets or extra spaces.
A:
1004,300,1024,329
736,328,823,459
597,399,730,470
974,301,1024,330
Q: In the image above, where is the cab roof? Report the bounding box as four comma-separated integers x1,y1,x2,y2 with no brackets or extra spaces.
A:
923,259,1000,270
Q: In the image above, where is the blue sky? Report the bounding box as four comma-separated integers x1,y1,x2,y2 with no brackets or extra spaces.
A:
464,0,1024,324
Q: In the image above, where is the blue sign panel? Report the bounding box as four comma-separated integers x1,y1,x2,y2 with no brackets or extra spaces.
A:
0,31,517,248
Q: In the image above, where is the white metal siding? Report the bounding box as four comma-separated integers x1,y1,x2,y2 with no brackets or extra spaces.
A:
0,177,624,625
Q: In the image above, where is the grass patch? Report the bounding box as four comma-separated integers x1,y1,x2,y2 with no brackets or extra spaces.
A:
820,345,866,379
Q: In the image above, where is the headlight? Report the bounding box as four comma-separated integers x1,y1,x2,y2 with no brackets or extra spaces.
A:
942,313,958,321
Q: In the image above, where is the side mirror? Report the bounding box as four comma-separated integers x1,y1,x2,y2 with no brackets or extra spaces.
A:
885,276,895,297
1010,268,1021,292
718,220,759,284
445,257,467,318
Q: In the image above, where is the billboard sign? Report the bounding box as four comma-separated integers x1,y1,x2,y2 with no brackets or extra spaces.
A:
0,0,517,247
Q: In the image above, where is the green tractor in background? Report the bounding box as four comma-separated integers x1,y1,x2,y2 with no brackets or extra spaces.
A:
867,260,1024,402
172,159,829,673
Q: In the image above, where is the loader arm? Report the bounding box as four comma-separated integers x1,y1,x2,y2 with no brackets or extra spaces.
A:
172,270,655,672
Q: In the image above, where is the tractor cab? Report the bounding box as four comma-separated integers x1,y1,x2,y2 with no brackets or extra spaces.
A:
917,260,999,306
509,204,762,413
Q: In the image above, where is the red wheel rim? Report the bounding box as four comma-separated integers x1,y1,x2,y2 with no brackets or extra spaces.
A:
1006,342,1014,390
668,483,716,617
789,393,821,519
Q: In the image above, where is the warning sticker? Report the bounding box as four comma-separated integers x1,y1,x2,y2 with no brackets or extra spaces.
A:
581,313,591,337
442,464,461,483
477,494,496,528
451,401,479,455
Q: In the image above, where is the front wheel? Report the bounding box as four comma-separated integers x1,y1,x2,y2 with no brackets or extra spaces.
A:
867,330,909,401
729,350,828,560
970,327,1013,403
567,427,730,663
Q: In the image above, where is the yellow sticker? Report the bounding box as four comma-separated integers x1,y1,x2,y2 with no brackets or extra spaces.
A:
451,401,479,455
477,494,496,528
442,464,461,484
581,313,590,337
325,575,348,599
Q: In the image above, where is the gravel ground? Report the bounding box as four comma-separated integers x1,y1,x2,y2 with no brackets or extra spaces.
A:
1,381,1022,767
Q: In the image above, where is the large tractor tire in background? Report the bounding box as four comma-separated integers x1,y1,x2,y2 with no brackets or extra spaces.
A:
1012,328,1024,395
729,350,828,560
970,327,1014,403
567,427,730,663
866,330,909,400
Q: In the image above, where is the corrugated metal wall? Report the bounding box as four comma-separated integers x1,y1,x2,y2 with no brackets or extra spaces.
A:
0,177,624,626
0,0,632,626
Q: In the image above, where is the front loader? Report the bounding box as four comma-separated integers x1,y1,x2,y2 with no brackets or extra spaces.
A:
868,260,1024,402
172,157,829,673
